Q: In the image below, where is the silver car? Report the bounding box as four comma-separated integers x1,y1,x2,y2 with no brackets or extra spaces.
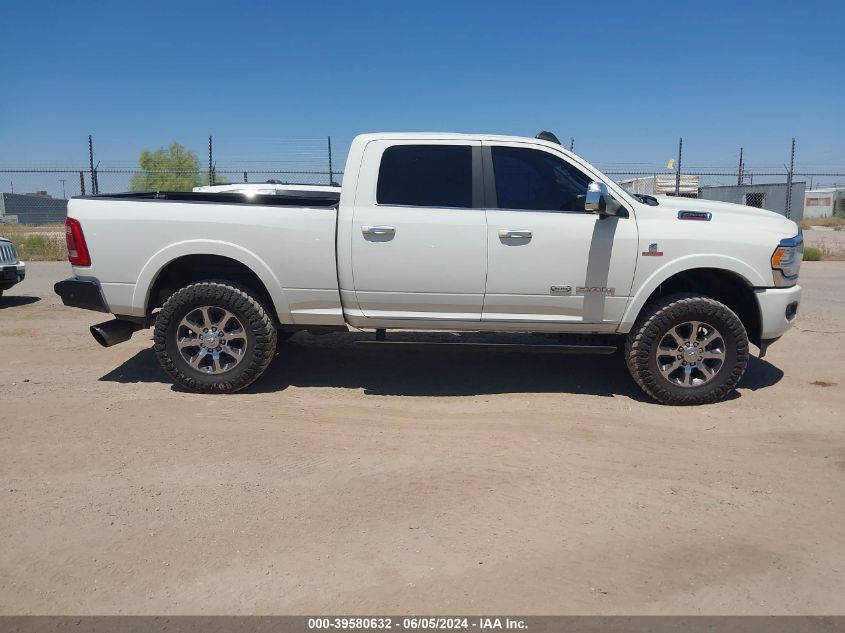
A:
0,237,26,296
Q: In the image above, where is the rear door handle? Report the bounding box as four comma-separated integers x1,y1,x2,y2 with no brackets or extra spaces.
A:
498,229,532,239
362,225,396,236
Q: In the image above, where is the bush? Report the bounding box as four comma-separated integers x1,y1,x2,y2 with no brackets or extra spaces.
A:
803,246,823,261
799,216,845,230
23,235,48,250
1,224,67,261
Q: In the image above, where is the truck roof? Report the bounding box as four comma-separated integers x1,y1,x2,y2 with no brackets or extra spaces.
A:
353,132,570,152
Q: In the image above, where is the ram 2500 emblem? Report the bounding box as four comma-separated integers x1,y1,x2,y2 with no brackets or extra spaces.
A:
550,285,573,295
577,286,615,295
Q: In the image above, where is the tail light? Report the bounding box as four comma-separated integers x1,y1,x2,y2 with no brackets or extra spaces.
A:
65,217,91,267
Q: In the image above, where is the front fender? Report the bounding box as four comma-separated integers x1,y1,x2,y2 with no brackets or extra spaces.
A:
132,239,293,322
619,254,767,332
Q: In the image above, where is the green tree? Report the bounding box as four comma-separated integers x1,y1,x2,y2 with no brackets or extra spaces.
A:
130,143,201,191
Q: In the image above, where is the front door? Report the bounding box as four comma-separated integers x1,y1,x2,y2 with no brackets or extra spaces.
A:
351,140,487,320
482,142,638,326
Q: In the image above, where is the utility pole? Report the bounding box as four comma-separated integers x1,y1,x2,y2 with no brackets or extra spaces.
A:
208,136,213,186
674,137,683,196
737,147,744,186
59,179,67,199
327,136,334,185
785,138,796,219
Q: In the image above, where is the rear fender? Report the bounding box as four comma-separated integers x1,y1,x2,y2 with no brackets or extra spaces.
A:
132,240,292,321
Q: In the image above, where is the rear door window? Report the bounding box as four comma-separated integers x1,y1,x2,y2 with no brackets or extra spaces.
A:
377,145,473,208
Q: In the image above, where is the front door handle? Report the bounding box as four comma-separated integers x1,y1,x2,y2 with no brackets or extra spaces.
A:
362,225,396,236
498,229,532,239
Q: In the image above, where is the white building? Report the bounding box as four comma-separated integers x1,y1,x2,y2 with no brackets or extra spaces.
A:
803,187,845,219
617,174,699,197
699,182,805,219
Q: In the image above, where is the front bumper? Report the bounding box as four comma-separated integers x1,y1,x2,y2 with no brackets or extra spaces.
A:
0,262,25,289
54,277,109,312
755,284,801,341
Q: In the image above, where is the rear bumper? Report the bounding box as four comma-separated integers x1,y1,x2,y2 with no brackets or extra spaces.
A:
0,262,25,289
54,277,109,312
755,284,801,340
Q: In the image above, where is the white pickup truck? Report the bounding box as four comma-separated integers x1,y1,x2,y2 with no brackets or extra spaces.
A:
55,132,803,405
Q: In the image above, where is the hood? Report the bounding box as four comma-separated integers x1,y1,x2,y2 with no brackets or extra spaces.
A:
649,195,798,236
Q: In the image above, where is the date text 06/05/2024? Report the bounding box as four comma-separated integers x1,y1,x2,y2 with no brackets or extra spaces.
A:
307,617,528,630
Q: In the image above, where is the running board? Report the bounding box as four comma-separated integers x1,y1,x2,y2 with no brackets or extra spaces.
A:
354,341,617,355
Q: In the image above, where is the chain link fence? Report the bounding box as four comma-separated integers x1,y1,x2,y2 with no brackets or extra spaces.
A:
95,168,340,195
1,136,843,224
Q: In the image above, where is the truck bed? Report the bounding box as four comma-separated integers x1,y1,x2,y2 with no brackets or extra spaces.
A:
67,193,344,325
79,190,340,206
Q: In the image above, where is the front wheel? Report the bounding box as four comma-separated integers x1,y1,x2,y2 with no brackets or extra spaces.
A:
153,281,277,393
625,294,749,405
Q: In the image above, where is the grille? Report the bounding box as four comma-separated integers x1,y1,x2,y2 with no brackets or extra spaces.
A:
0,242,18,265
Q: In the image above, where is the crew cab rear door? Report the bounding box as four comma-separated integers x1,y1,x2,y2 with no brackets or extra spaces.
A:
481,141,638,326
350,140,487,320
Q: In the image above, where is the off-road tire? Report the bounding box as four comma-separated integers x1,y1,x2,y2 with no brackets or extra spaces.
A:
153,281,277,393
625,293,749,405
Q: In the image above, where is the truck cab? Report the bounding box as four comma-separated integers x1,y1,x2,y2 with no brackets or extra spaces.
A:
337,134,639,327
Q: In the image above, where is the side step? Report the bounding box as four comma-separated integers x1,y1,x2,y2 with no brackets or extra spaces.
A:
354,341,617,355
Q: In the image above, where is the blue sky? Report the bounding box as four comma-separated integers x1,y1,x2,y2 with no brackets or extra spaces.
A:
1,0,843,173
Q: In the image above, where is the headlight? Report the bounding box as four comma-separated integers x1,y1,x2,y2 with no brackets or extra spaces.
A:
771,230,803,287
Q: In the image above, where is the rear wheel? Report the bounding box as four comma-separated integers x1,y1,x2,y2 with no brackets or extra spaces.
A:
153,281,277,393
625,294,748,405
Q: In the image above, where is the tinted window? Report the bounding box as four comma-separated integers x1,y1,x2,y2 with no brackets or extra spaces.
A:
492,146,592,211
377,145,473,208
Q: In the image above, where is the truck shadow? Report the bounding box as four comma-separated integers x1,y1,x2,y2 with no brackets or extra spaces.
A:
0,295,40,309
258,334,645,399
99,332,784,401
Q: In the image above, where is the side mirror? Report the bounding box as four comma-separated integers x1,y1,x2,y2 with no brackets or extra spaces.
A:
585,180,625,217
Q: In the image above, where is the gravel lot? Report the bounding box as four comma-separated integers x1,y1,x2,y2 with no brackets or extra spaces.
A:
1,262,844,615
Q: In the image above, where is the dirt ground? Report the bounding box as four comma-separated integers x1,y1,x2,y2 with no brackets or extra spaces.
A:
1,262,844,615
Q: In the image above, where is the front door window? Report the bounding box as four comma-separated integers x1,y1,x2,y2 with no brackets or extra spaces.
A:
491,145,591,212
